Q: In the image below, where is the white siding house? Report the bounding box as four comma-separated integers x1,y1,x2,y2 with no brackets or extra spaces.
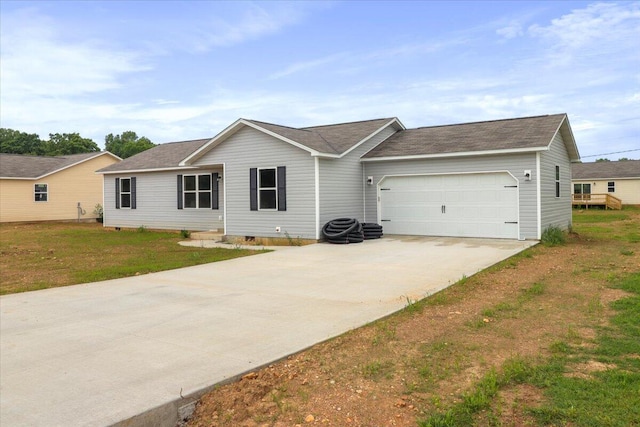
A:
98,114,580,241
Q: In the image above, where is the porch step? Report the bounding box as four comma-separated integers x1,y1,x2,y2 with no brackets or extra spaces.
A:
190,231,223,241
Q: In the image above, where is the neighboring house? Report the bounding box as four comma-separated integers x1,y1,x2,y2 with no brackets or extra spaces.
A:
97,114,580,240
0,152,121,223
572,160,640,206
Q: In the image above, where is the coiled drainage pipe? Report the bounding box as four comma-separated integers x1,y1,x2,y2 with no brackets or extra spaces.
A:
322,218,383,244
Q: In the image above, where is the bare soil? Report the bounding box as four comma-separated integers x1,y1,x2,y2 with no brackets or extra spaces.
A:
186,212,639,427
188,213,640,427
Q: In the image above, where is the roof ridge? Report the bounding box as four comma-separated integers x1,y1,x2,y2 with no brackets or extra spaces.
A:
246,119,314,133
407,113,566,131
302,117,393,130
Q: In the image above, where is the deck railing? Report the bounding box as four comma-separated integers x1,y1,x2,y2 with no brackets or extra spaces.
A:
572,193,622,210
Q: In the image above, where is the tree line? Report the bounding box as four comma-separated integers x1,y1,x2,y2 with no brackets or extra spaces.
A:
0,128,155,159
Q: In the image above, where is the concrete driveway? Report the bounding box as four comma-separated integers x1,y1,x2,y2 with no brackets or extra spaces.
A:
0,236,535,426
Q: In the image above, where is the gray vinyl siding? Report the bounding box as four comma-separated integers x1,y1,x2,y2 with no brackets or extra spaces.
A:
103,169,223,231
318,125,397,228
193,127,317,239
363,153,539,240
539,132,572,233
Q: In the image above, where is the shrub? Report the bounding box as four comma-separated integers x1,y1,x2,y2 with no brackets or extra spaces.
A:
541,226,565,246
180,229,191,239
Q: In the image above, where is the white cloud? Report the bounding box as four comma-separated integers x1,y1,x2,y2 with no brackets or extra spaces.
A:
496,21,525,39
269,53,349,79
528,2,640,53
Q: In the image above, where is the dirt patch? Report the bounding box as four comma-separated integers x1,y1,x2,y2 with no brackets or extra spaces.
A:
187,212,640,427
565,361,618,380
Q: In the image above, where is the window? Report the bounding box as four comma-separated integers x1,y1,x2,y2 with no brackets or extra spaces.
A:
183,174,211,209
608,181,615,192
120,178,131,208
249,167,286,211
259,168,277,210
115,177,136,209
34,184,48,202
555,166,560,198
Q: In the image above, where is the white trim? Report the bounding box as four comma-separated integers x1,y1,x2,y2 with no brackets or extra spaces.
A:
572,176,640,181
314,157,320,240
182,173,214,209
119,177,132,210
99,166,200,175
222,162,227,235
256,166,278,211
536,152,542,240
376,170,521,240
340,118,405,158
180,119,321,166
34,182,48,203
361,146,548,162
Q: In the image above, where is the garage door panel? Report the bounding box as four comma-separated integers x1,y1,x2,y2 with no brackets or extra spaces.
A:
379,173,518,239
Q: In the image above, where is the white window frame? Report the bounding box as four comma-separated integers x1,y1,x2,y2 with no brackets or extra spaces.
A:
555,165,560,198
120,178,132,209
34,183,48,202
183,174,212,209
607,181,615,193
258,167,278,211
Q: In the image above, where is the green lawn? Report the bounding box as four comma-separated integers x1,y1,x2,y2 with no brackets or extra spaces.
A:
0,222,265,294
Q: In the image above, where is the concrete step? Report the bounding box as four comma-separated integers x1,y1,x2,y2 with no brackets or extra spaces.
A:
190,231,223,241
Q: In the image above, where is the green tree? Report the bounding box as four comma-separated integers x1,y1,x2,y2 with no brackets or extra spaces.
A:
44,133,100,155
105,131,155,158
0,128,45,155
595,158,611,162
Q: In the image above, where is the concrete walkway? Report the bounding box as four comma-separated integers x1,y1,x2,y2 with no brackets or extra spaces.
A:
0,236,535,427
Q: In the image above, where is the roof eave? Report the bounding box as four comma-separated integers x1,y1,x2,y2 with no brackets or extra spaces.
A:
340,117,404,158
98,166,201,175
180,119,321,166
361,146,548,162
554,114,581,162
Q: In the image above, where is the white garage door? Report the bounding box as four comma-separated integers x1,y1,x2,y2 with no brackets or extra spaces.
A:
379,173,519,239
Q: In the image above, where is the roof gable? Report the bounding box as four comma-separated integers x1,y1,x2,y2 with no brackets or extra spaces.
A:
181,117,401,165
0,152,120,179
362,114,579,161
572,160,640,180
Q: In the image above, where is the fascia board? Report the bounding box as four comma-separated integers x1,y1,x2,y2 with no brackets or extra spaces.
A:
180,119,320,166
179,119,245,166
340,118,405,158
360,146,547,162
550,114,581,161
98,166,200,175
572,176,640,181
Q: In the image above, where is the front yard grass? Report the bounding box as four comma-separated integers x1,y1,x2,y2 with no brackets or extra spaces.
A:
0,222,263,295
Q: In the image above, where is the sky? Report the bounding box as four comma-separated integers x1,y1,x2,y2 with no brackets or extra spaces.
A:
1,1,638,160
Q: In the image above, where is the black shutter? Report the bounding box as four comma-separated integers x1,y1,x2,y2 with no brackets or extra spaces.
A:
177,175,183,209
131,177,137,209
115,178,120,209
249,168,258,211
212,173,219,210
277,166,286,211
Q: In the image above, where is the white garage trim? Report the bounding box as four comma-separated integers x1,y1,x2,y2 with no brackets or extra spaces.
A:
376,171,521,239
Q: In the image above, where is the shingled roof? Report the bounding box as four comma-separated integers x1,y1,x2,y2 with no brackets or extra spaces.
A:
0,152,113,179
246,118,397,155
572,160,640,180
362,114,572,159
98,138,211,173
